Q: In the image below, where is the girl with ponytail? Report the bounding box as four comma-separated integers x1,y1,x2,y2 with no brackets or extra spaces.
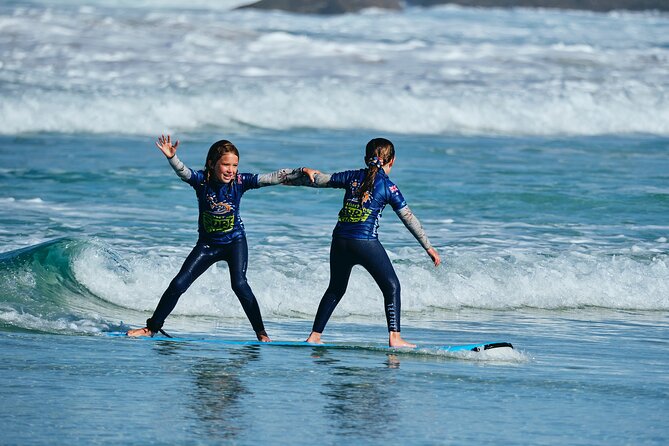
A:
299,138,440,347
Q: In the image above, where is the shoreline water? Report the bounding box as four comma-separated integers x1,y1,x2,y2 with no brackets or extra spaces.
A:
2,310,667,445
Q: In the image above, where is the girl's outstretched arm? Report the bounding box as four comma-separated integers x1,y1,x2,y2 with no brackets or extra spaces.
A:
396,206,441,266
257,167,308,187
285,167,331,187
156,134,191,181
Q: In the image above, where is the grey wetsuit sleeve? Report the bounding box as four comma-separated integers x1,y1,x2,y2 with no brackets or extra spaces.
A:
396,205,433,251
311,172,332,187
257,168,305,187
168,154,191,181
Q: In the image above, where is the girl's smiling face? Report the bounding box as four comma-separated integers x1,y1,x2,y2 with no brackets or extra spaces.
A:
212,152,239,183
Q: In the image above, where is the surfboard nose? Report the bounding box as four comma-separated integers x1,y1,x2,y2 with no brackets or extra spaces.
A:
473,342,514,352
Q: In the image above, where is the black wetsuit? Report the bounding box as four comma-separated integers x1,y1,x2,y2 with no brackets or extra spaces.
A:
146,156,302,335
311,168,410,333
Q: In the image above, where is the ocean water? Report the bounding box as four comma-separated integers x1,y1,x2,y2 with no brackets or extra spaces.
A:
1,1,668,444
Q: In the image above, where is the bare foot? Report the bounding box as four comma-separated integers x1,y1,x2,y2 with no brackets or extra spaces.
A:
306,331,323,344
389,331,416,348
256,331,271,342
126,327,153,337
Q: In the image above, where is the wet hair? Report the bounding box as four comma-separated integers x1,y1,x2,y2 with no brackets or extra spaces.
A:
357,137,395,205
204,139,239,183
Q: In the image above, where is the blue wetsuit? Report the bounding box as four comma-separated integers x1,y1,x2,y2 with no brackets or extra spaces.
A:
312,168,409,333
146,159,303,335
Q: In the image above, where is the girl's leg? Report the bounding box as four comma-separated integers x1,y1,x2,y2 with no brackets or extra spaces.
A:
225,237,269,341
308,238,355,341
355,241,401,331
356,240,415,348
128,243,217,336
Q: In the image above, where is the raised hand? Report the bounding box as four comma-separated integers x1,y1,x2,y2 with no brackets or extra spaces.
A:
155,134,179,158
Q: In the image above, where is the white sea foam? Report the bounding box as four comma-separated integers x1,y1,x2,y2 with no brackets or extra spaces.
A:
3,82,667,136
1,3,667,136
0,307,109,334
72,243,669,323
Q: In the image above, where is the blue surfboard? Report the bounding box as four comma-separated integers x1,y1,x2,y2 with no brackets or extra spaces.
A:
106,332,513,353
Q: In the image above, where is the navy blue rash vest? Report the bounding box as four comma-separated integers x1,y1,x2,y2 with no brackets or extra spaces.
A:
329,168,407,240
183,169,260,245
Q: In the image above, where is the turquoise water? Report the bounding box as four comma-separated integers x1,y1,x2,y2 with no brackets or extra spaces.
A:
1,1,669,444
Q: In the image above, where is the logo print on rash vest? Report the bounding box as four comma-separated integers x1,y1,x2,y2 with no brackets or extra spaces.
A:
203,192,235,233
338,179,372,223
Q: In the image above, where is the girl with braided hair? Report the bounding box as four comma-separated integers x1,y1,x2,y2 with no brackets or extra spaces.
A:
301,138,440,347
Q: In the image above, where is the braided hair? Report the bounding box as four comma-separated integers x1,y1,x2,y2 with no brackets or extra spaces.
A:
357,138,395,205
204,139,239,184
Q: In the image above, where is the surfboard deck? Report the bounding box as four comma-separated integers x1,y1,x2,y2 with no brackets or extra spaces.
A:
106,332,512,353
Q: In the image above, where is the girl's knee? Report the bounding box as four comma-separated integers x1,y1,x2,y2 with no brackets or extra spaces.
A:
168,275,192,295
324,287,345,302
231,278,251,298
382,276,400,297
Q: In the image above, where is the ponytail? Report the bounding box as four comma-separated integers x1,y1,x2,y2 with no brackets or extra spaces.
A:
357,138,395,205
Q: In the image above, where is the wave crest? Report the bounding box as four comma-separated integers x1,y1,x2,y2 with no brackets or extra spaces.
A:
1,238,666,335
2,85,668,136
